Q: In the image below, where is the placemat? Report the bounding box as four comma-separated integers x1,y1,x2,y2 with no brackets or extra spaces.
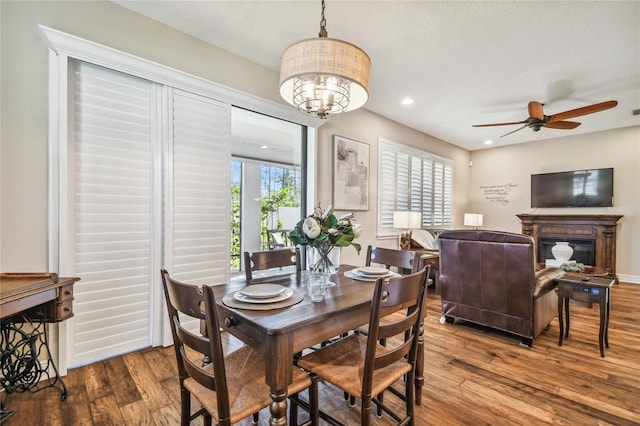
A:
222,288,304,310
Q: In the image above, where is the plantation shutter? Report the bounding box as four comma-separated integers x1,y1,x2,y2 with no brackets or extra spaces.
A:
378,138,453,236
69,61,156,366
165,89,231,284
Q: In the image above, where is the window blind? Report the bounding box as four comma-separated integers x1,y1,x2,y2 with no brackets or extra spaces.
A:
378,138,453,236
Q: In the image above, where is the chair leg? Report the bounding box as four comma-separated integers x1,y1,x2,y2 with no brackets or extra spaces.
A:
309,373,320,424
361,394,372,426
415,324,425,405
204,413,212,426
180,387,191,426
252,412,259,424
376,391,383,418
406,370,416,426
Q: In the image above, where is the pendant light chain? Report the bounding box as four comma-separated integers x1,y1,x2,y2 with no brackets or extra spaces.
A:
279,0,371,119
319,0,328,37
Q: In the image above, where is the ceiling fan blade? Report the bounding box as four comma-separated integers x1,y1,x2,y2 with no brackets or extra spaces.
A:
548,100,618,122
544,121,581,130
499,124,528,138
472,120,527,127
528,101,544,120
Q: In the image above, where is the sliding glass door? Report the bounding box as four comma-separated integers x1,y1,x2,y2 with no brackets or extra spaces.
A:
230,108,305,275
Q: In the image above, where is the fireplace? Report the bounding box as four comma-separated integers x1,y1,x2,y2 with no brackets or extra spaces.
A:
538,238,595,266
516,214,622,281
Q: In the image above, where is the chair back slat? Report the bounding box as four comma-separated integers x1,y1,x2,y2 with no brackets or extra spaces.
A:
374,339,414,370
244,247,301,280
365,245,422,274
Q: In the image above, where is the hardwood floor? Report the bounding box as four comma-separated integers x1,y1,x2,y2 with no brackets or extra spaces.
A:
3,282,640,425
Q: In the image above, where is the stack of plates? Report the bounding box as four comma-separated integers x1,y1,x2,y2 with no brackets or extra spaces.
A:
345,266,401,281
233,284,294,304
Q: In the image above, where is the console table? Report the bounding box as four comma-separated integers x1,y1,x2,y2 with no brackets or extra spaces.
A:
517,214,622,281
0,273,79,422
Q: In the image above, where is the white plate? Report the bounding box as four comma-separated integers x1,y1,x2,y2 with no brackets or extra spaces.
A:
233,288,294,304
345,269,401,282
238,284,288,299
356,266,390,276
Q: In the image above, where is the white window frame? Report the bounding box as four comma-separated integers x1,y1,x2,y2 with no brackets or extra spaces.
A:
377,138,453,237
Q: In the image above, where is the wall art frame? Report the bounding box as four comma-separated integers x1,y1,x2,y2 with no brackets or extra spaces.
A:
333,135,369,211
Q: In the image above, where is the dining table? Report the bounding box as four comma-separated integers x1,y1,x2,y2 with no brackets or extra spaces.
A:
209,264,424,426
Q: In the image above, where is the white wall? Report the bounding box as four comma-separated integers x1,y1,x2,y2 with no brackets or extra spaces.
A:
469,126,640,280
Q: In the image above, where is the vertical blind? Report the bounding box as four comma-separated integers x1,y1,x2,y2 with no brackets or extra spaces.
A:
378,138,453,236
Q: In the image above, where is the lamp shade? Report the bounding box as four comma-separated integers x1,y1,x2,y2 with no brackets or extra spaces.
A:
279,37,370,118
463,213,484,227
393,211,422,229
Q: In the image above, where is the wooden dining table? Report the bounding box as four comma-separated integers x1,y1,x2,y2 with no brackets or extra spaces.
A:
209,264,397,425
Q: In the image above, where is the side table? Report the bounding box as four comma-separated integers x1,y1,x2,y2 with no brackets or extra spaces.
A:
418,252,439,293
556,275,614,357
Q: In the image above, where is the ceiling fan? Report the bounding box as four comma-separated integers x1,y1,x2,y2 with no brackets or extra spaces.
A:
473,100,618,138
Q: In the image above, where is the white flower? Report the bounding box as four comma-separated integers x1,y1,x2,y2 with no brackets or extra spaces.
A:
328,228,338,235
302,217,321,239
352,223,363,238
338,213,353,221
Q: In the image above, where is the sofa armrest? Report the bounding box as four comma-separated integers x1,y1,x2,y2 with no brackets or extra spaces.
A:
533,267,565,299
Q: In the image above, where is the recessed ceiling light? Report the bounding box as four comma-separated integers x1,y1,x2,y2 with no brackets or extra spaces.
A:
484,140,493,145
401,98,414,105
260,145,269,149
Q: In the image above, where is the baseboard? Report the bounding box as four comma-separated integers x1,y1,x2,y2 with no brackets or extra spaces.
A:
617,273,640,284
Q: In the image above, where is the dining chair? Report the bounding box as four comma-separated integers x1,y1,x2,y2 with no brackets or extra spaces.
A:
160,269,313,426
365,245,421,274
295,268,429,426
244,247,301,280
364,246,430,407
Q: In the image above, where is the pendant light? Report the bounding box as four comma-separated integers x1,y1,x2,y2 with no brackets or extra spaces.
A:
279,0,371,119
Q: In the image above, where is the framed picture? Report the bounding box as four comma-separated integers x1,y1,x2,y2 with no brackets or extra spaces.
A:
333,135,369,211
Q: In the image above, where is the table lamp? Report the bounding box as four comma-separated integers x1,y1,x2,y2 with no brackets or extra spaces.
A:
393,211,422,250
463,213,483,230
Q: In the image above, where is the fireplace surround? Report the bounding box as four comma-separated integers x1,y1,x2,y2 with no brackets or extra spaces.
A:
516,214,623,280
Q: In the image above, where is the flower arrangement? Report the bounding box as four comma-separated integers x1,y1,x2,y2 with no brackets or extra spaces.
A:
289,204,362,254
560,262,585,272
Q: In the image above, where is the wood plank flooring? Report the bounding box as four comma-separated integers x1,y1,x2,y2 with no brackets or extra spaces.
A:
3,282,639,425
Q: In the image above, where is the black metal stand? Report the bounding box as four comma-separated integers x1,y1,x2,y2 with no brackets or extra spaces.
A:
0,308,67,423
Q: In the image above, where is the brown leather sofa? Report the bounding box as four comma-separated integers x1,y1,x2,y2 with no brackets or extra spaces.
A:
438,230,565,346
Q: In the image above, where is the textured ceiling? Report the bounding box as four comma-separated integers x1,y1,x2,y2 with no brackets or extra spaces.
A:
114,1,640,151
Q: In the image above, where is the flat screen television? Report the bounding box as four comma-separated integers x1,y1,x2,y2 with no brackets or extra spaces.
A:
531,168,613,208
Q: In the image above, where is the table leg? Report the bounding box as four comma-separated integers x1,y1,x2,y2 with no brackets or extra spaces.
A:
557,295,564,346
265,336,291,426
599,295,606,358
564,297,570,338
268,390,288,426
605,289,611,349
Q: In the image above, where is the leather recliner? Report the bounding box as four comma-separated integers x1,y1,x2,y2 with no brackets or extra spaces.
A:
438,230,565,346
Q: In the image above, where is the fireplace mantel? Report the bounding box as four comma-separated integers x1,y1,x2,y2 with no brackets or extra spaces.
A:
516,214,623,280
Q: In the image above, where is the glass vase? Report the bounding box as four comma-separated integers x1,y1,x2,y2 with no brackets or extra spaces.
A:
306,245,341,287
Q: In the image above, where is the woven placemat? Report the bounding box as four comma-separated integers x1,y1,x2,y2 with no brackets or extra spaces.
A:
222,289,304,311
